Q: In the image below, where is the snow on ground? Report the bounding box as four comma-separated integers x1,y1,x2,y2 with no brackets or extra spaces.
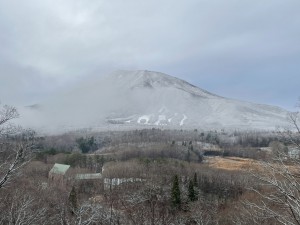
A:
20,70,290,133
154,115,167,125
137,115,151,124
180,114,187,126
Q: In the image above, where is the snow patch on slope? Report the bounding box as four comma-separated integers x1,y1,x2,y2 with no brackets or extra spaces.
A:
154,115,167,125
180,114,187,126
137,115,151,124
19,70,290,132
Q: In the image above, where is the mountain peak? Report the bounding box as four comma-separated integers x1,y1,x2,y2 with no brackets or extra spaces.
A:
108,70,217,98
110,69,178,84
19,70,290,133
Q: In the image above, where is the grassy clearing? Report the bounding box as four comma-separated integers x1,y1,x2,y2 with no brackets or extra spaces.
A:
206,156,260,171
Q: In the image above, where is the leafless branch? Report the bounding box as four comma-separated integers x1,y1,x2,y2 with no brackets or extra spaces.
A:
0,104,34,189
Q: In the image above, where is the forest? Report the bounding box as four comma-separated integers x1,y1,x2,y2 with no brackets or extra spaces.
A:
1,104,300,225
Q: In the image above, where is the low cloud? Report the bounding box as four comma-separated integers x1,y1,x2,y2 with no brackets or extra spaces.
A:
0,0,299,109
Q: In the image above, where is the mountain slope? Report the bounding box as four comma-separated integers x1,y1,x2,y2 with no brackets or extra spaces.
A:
18,70,290,132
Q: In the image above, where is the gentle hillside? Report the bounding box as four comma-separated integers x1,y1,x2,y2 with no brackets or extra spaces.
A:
18,70,290,133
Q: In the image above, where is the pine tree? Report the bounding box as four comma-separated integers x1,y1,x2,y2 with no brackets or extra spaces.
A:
186,150,191,163
69,186,78,213
193,172,198,188
171,175,181,209
188,179,197,202
193,172,199,200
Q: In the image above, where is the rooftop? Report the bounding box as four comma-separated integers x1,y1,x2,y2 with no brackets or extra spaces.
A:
75,173,102,180
49,163,70,175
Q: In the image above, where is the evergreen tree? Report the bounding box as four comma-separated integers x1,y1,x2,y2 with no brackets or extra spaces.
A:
188,179,197,202
171,175,181,209
193,173,199,200
193,172,198,188
69,186,78,213
80,154,87,168
76,136,97,153
185,150,191,163
95,155,105,172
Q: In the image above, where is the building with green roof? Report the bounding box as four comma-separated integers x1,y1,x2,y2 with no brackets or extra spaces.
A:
49,163,70,175
49,163,71,189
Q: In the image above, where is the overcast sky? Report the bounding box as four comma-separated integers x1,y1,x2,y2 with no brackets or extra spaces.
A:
0,0,299,110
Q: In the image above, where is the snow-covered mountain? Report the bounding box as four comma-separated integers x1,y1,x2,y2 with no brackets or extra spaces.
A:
18,70,290,132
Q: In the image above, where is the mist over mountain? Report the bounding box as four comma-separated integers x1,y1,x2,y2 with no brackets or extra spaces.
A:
18,70,290,133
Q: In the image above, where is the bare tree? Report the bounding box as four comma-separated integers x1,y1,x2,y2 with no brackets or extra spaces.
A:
67,203,110,225
285,111,300,149
235,107,300,225
0,104,34,189
0,190,47,225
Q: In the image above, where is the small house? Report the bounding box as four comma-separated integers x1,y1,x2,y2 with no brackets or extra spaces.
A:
75,173,102,193
48,163,71,189
104,177,144,190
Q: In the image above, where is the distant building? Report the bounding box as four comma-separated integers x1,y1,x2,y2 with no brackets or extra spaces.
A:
102,164,144,190
75,173,102,193
48,163,71,189
104,178,144,190
75,173,102,180
48,163,144,193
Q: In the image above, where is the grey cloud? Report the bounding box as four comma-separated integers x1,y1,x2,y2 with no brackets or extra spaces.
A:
0,0,299,109
0,61,59,105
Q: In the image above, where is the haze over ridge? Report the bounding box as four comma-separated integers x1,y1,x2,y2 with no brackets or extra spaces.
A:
18,70,290,133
